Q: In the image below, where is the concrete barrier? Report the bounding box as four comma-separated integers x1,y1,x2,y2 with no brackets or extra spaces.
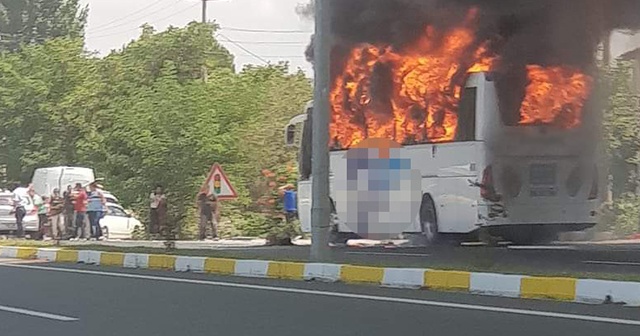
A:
1,247,636,307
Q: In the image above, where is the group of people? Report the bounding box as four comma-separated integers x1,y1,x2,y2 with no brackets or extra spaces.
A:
10,180,294,241
12,181,107,240
147,186,220,241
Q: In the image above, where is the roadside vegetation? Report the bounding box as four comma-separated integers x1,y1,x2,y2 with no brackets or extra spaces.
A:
601,61,640,237
1,1,639,239
0,1,310,240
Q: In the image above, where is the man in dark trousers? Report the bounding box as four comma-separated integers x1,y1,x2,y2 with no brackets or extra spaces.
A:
62,185,75,238
149,185,167,238
72,183,88,240
197,193,220,240
11,184,29,238
49,188,65,240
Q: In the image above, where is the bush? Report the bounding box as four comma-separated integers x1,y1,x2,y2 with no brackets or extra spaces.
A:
229,211,272,237
265,217,301,246
604,193,640,236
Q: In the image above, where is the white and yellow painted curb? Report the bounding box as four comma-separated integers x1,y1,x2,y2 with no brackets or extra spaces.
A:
2,246,639,306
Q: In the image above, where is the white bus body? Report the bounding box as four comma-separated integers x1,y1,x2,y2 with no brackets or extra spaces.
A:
286,72,600,244
31,167,95,197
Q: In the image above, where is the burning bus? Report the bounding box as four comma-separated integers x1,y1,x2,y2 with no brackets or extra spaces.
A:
285,0,640,244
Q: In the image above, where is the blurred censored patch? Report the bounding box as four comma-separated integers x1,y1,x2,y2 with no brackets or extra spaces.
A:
334,138,422,239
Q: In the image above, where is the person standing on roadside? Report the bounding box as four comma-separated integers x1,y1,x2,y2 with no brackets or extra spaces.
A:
11,184,29,238
33,192,47,240
197,193,220,240
149,185,166,237
63,185,74,237
49,188,65,240
72,183,88,240
280,184,298,223
87,182,106,240
197,193,212,240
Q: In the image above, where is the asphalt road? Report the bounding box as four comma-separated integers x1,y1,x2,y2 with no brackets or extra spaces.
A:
0,261,639,336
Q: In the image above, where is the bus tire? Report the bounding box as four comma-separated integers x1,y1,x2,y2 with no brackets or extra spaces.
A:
420,194,441,245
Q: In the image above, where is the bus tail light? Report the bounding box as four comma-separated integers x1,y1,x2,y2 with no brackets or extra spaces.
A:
481,166,501,202
588,166,599,200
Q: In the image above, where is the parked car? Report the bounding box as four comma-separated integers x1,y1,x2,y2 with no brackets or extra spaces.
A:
0,190,40,239
102,191,119,205
79,182,120,206
99,203,141,239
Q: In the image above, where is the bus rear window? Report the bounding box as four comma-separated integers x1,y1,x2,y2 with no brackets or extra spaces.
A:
456,88,477,142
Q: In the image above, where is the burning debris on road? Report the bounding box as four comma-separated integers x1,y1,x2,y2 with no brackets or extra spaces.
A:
302,0,640,149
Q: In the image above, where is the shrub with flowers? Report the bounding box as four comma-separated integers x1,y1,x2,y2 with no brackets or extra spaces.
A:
256,163,301,245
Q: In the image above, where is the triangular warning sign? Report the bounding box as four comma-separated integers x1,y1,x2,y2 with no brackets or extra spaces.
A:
200,163,238,200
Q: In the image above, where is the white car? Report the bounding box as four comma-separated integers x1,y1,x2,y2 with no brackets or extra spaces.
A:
99,203,141,239
102,191,119,205
0,190,40,239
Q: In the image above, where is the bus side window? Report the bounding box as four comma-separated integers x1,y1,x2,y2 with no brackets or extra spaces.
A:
456,87,477,142
286,125,297,146
299,109,313,181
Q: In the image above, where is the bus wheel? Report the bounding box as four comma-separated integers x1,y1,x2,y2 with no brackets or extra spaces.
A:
420,195,440,245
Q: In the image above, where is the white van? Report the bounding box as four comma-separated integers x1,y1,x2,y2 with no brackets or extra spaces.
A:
31,167,95,197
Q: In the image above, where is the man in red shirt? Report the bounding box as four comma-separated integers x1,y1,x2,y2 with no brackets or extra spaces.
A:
72,183,89,240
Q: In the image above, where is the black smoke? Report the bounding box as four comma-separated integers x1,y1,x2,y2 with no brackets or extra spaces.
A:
304,0,640,68
303,0,640,122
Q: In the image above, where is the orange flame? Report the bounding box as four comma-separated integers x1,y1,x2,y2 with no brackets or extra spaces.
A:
330,10,493,149
329,9,592,150
519,65,593,128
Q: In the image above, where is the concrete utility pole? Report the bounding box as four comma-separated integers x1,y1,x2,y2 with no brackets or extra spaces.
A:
310,0,332,262
202,0,208,23
201,0,209,83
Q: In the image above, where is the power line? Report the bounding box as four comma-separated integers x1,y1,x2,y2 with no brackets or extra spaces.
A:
87,0,185,34
220,40,308,46
220,27,312,34
217,33,269,64
87,3,200,40
87,0,176,32
207,51,306,58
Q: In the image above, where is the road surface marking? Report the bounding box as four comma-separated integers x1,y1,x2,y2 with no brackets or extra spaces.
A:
583,260,640,267
0,304,78,322
508,245,576,250
346,251,431,257
2,263,640,327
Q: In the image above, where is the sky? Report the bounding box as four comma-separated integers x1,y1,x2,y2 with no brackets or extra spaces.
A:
80,0,314,75
78,0,640,77
612,31,640,58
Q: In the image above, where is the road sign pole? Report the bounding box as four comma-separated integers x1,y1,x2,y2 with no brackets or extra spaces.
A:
310,0,332,262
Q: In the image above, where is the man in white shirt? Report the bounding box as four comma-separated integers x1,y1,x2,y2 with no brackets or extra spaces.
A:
12,186,30,238
149,185,166,236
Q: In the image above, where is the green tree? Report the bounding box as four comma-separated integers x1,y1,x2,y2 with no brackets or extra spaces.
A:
601,60,640,236
0,0,87,51
0,21,313,239
0,38,99,184
603,60,640,197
